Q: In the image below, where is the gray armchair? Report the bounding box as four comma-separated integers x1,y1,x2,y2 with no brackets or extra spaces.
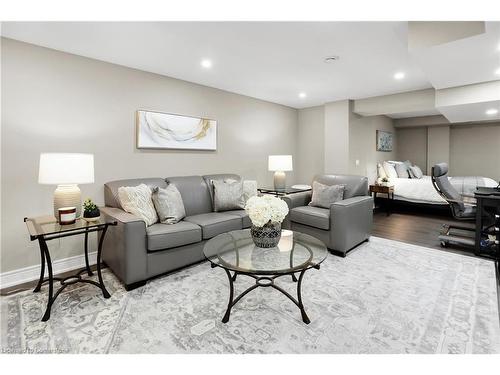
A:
282,174,373,256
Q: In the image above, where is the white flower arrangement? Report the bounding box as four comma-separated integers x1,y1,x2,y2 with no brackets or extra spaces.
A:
245,195,289,227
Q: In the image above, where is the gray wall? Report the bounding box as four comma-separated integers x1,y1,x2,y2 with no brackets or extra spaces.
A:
296,106,324,184
349,114,397,183
395,127,428,172
450,123,500,181
427,125,450,174
396,122,500,180
1,38,298,273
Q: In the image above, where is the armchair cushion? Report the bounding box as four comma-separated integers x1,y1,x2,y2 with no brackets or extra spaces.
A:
184,213,242,239
290,206,330,230
146,221,202,251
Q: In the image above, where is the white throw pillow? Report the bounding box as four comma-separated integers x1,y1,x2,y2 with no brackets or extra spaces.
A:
118,184,158,226
377,163,387,179
383,161,398,179
243,180,258,202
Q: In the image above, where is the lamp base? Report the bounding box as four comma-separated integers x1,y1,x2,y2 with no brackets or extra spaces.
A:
273,171,286,190
54,184,82,219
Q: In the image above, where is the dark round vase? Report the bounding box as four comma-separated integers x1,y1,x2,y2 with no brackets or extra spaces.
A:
251,222,282,248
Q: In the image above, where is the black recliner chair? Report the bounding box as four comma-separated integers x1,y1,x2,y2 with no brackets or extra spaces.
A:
431,162,497,249
431,163,477,248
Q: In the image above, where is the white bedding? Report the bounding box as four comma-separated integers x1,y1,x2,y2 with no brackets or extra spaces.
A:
391,175,498,205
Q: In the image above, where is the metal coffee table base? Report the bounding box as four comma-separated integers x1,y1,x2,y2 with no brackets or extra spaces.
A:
213,263,320,324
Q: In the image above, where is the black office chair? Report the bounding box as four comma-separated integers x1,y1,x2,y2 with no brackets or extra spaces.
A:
431,163,477,247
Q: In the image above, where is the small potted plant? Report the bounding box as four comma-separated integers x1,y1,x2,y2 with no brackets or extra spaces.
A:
83,198,100,222
379,177,390,186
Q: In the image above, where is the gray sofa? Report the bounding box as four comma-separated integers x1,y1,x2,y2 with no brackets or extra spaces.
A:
100,174,250,290
282,174,373,256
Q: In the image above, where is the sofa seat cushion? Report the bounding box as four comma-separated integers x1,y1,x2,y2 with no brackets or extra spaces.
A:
184,213,242,239
290,206,330,230
224,209,251,228
146,221,202,251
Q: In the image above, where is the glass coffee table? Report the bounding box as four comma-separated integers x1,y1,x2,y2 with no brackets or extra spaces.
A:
203,229,327,324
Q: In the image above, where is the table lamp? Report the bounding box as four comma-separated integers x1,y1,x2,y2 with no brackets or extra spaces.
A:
38,153,95,219
268,155,293,190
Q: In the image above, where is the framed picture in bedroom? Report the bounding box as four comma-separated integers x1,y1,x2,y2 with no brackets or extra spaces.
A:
136,110,217,150
376,130,393,152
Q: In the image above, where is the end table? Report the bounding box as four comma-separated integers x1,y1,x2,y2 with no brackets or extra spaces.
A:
369,184,394,216
24,216,117,321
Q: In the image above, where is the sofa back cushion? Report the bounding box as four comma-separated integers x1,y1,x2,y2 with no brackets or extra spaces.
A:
313,174,368,199
166,175,213,216
105,178,167,209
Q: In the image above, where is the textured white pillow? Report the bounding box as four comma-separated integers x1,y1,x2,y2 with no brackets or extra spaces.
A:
243,180,258,202
383,161,398,179
118,184,158,226
377,163,387,179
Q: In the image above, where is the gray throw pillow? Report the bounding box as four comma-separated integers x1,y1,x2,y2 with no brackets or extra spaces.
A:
212,179,245,212
409,165,424,179
395,163,410,178
151,184,186,224
309,181,345,209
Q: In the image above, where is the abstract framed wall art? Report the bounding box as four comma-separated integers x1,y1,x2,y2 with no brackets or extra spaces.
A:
136,110,217,150
376,130,393,152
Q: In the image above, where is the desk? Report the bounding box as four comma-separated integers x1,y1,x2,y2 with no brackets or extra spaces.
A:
474,187,500,257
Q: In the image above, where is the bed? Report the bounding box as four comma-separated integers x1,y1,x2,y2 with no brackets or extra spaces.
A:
390,175,498,205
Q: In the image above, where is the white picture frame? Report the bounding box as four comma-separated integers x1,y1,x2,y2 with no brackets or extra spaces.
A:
136,110,217,150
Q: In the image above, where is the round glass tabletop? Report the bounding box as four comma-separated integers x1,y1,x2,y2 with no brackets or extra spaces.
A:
203,229,328,275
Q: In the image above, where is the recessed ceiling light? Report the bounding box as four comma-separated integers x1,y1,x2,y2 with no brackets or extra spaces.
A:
324,56,340,63
495,67,500,75
486,108,498,115
200,59,212,69
394,72,405,80
298,92,307,99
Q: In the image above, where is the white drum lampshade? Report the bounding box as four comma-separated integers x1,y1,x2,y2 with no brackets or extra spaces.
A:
38,153,95,219
268,155,293,190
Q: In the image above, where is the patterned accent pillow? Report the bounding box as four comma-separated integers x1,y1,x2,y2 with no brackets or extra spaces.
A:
409,165,424,179
309,181,345,209
212,179,245,212
118,184,158,226
243,180,258,202
395,163,410,178
151,184,186,224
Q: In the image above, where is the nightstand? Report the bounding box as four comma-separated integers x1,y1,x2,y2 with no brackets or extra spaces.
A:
369,184,394,216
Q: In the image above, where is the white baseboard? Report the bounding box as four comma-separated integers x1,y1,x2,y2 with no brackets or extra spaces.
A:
0,251,97,289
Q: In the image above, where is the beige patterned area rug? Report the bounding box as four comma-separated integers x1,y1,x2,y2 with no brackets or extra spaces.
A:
1,236,499,354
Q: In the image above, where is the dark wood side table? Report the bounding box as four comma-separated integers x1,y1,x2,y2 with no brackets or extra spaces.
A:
24,216,117,321
369,184,394,216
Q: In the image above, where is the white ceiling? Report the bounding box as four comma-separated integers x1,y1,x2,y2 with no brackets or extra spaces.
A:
1,21,432,109
1,21,499,113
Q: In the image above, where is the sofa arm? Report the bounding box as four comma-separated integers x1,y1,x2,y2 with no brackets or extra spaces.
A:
282,191,312,209
281,191,312,229
329,196,373,253
100,207,148,286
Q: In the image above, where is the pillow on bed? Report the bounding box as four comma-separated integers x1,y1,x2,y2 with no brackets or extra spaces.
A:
395,163,410,178
377,163,387,179
383,161,398,179
409,165,424,179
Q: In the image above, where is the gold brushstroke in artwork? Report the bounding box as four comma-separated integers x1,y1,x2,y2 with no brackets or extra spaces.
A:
195,119,211,140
